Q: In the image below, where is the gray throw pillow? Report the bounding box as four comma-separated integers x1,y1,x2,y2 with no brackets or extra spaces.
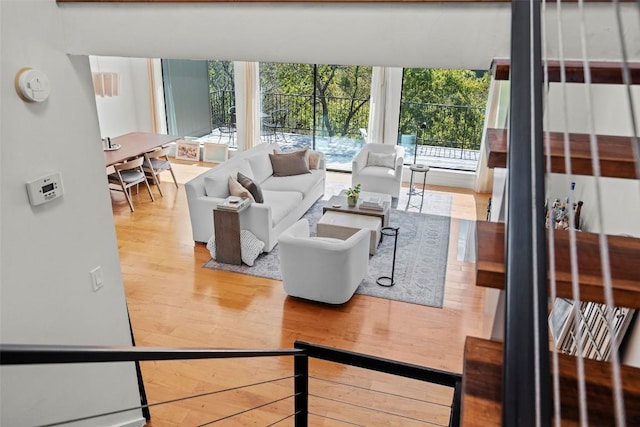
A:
366,152,396,169
237,172,264,203
269,150,310,177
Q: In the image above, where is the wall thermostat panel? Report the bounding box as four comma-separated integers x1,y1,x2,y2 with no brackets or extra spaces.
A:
26,172,64,206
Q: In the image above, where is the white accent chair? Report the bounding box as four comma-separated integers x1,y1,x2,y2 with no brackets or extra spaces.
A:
278,219,370,304
351,143,404,199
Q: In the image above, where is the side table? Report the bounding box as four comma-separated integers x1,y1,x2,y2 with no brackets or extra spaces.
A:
213,203,251,265
376,226,399,287
406,164,429,211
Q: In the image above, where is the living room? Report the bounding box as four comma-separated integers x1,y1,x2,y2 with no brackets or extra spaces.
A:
4,1,640,426
101,53,494,424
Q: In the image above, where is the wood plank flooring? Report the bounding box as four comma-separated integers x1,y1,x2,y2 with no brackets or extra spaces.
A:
112,161,491,426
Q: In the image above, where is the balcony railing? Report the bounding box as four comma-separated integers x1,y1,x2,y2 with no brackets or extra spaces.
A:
210,89,484,170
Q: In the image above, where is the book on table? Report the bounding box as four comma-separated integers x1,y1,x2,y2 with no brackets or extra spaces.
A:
217,196,251,211
360,196,383,210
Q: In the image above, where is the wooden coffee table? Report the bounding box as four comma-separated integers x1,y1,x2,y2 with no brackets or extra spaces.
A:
323,191,391,227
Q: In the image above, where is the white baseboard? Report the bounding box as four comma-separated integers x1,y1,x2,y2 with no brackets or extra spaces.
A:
402,166,476,190
112,416,146,427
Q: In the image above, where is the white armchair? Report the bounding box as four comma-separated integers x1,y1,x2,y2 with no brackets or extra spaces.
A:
278,219,370,304
352,143,404,199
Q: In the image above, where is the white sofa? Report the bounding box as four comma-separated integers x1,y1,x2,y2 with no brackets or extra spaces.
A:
278,219,370,304
185,142,326,252
352,143,404,199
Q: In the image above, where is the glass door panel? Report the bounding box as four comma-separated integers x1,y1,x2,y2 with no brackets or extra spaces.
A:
259,62,314,149
259,62,372,172
314,65,371,171
398,68,490,171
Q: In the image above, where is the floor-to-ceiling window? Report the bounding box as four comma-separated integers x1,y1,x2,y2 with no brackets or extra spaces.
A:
163,60,490,173
259,62,372,171
398,68,490,171
208,60,236,145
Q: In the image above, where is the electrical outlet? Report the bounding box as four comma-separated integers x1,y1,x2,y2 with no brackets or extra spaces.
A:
90,266,104,292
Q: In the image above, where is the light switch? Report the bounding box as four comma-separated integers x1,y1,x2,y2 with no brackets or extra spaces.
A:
90,266,103,292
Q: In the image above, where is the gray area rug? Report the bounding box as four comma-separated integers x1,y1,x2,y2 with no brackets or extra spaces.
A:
204,192,452,308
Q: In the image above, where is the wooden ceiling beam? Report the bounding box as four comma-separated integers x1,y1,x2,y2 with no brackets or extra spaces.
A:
491,58,640,85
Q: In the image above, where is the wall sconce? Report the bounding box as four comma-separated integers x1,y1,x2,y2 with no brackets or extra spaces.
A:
92,72,119,97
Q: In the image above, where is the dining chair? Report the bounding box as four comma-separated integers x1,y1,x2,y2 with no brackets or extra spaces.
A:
142,146,178,197
107,156,154,212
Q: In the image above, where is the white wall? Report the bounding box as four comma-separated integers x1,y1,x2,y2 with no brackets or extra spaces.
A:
546,83,640,136
545,83,640,236
57,3,639,68
546,174,640,237
90,56,153,138
1,1,144,426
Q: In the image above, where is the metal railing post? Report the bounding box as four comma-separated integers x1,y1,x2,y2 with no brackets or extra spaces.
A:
293,353,308,427
449,379,462,427
503,0,551,425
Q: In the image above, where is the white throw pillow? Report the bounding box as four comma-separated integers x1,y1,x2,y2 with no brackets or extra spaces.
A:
206,234,217,259
367,152,396,169
228,176,255,202
206,231,264,266
240,230,265,266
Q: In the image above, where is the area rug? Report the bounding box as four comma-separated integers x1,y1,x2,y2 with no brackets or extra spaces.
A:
203,193,452,308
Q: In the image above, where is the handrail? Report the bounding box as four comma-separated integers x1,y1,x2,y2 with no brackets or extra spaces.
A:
0,343,303,365
295,340,461,387
295,341,462,427
1,342,462,427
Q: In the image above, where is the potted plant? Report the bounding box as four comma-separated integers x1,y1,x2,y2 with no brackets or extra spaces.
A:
345,183,361,207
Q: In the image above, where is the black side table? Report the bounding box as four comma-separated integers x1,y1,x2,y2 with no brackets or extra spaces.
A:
376,226,399,287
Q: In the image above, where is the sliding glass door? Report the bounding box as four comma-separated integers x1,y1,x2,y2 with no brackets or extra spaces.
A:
259,62,372,171
313,65,371,171
398,68,489,171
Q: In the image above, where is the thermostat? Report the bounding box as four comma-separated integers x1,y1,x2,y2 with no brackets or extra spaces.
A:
26,172,64,206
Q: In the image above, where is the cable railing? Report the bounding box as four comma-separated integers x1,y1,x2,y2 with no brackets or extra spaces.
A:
210,90,484,150
1,340,462,427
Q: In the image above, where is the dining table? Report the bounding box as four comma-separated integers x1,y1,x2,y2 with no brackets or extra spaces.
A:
104,132,180,167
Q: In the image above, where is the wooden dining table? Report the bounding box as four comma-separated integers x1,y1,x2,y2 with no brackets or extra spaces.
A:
104,132,180,167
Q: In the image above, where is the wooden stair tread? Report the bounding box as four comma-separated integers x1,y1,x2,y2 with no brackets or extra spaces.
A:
486,128,638,179
461,337,640,426
476,221,640,309
491,58,640,84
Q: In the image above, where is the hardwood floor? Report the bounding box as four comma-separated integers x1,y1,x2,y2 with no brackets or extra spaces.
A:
112,161,492,426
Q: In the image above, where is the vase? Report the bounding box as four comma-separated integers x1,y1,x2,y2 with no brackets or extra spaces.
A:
347,197,357,207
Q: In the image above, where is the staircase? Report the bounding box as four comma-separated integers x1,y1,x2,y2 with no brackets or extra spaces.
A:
460,49,640,425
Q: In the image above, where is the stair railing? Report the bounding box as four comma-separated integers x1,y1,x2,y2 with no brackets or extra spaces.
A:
503,0,551,425
0,340,462,427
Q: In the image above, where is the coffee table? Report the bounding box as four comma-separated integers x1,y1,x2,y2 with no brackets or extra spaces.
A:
317,211,382,255
323,191,391,227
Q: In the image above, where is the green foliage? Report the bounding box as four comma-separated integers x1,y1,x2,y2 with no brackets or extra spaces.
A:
209,61,490,148
260,63,371,138
208,61,235,126
399,69,490,149
345,183,361,203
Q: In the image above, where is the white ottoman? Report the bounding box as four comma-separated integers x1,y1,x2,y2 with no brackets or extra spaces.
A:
317,211,382,255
